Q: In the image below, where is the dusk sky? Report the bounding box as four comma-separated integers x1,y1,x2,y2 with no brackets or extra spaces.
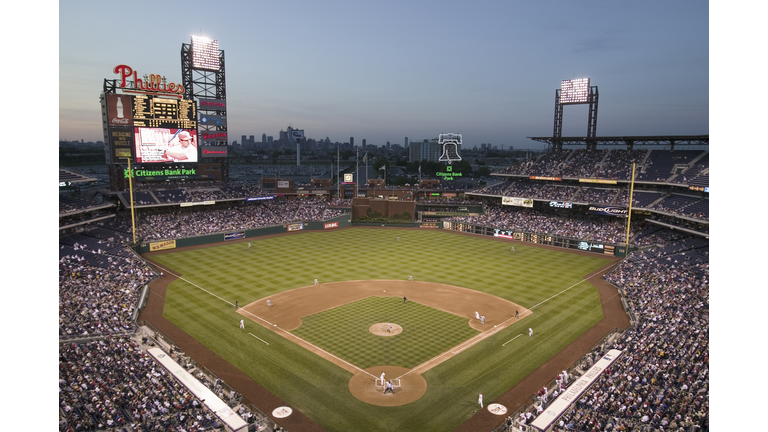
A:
57,0,711,150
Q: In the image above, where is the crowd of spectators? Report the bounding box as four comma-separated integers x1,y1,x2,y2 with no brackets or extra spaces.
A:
549,237,708,431
496,148,707,187
135,198,349,241
470,179,708,222
59,337,224,432
495,227,708,432
448,203,634,244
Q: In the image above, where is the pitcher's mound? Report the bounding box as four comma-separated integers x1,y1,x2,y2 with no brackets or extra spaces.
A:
369,322,402,336
349,366,427,406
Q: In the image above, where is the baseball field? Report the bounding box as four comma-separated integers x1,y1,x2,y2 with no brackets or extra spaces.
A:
143,227,621,432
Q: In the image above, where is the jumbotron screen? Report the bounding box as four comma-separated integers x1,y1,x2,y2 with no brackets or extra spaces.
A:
560,78,590,104
134,127,198,163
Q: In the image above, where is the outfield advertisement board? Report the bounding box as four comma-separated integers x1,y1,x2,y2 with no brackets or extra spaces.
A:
225,232,245,240
287,223,304,232
150,240,177,251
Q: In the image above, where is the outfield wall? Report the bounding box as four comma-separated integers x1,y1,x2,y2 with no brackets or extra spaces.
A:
440,221,637,257
135,214,352,254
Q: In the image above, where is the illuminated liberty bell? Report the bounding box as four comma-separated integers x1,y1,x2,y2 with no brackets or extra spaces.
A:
438,133,462,164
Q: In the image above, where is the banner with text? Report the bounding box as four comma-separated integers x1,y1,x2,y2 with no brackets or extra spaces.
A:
501,196,534,208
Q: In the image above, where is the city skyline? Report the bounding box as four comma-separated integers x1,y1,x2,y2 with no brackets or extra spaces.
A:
58,1,709,150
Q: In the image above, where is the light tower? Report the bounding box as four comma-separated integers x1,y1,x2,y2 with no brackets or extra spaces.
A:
181,36,229,179
552,78,599,151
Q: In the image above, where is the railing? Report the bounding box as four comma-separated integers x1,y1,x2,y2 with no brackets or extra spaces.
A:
491,328,625,432
138,321,286,431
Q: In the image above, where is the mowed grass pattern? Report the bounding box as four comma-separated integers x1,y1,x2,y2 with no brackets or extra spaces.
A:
151,228,612,432
292,296,479,369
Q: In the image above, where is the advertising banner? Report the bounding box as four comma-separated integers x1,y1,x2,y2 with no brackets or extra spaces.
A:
501,196,534,208
579,178,618,185
287,223,304,232
150,240,177,251
200,130,227,143
107,94,133,127
324,222,339,229
200,146,228,157
109,127,134,160
549,201,573,209
225,232,245,241
199,114,227,127
198,98,226,110
587,205,628,217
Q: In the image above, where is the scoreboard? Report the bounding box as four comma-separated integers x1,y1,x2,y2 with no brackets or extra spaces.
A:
104,93,198,164
131,94,197,129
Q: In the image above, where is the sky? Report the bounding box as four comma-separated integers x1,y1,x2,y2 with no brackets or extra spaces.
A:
55,0,710,150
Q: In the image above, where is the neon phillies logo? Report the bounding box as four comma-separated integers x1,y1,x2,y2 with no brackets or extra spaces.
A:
114,64,185,98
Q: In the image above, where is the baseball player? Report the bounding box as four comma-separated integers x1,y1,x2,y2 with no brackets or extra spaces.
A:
408,275,413,281
475,311,481,320
267,300,272,307
239,319,244,329
314,278,318,285
529,327,533,337
481,315,486,325
478,392,483,408
380,372,386,386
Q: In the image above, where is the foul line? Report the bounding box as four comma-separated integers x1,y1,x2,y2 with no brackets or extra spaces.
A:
248,333,269,345
502,334,524,346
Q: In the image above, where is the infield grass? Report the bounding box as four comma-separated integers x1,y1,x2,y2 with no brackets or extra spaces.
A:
151,228,611,432
293,296,480,369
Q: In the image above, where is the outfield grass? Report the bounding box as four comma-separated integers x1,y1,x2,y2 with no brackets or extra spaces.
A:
151,228,610,432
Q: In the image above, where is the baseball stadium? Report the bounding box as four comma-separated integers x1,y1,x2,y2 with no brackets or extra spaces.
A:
58,38,708,432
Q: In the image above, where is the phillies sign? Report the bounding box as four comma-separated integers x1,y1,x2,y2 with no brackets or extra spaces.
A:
113,64,185,98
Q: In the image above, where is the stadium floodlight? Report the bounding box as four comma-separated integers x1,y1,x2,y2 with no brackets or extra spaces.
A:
191,36,220,71
560,78,590,104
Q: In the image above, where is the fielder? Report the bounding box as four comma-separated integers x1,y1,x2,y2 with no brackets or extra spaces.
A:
529,327,533,337
240,319,244,329
479,392,483,408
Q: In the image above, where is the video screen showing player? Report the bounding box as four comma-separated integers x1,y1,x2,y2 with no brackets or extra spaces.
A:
134,127,198,163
